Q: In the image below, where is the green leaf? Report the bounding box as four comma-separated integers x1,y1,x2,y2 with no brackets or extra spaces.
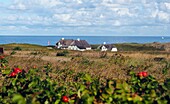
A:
82,90,89,97
157,99,168,104
84,74,92,82
87,96,94,104
54,99,60,104
12,94,26,104
108,80,114,88
69,99,75,103
150,90,156,98
28,81,36,88
133,95,142,103
44,100,49,104
31,97,40,104
91,85,97,95
19,78,25,83
116,83,122,89
101,93,109,99
12,78,17,86
122,82,130,91
108,97,113,102
79,85,85,91
106,88,114,95
2,69,11,75
2,86,6,92
127,97,133,101
78,89,81,98
129,71,135,75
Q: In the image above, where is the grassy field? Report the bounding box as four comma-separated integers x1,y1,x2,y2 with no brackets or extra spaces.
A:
0,43,170,103
0,43,170,81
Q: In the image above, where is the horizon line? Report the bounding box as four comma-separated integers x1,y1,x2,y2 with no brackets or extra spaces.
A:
0,35,169,37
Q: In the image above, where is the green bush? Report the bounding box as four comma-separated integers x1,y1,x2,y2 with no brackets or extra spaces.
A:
13,47,22,51
56,50,69,56
10,51,16,55
1,55,170,104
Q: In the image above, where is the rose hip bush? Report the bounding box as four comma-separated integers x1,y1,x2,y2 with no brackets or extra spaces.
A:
0,57,170,104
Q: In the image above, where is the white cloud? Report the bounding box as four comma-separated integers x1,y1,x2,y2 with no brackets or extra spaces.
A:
157,11,170,23
9,3,26,10
38,0,63,8
116,0,132,4
116,8,133,17
0,0,170,35
114,20,121,26
165,3,170,10
53,14,72,22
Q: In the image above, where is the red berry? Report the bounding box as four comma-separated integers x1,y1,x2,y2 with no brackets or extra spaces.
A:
138,72,143,77
142,72,148,77
0,56,4,59
14,68,22,74
62,96,69,103
10,72,17,77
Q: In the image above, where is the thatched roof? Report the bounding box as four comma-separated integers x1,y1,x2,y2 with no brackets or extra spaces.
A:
56,39,73,45
70,40,91,49
56,39,91,49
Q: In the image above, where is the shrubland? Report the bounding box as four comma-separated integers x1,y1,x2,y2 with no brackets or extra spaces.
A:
0,43,170,104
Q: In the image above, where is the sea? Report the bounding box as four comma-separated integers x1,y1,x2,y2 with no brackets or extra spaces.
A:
0,36,170,46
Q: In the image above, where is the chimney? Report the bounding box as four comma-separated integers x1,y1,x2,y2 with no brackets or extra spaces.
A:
61,38,64,40
77,38,80,41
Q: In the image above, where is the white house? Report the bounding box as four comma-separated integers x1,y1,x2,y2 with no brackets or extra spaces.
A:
98,43,117,52
56,38,91,51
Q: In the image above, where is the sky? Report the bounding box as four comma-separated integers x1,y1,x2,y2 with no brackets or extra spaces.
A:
0,0,170,36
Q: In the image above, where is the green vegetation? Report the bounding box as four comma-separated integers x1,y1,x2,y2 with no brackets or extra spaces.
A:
56,50,69,56
13,46,22,51
115,43,164,51
0,43,47,51
0,55,170,104
0,43,170,103
91,43,164,51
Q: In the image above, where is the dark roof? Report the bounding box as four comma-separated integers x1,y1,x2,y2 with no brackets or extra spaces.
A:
71,40,91,49
98,44,116,50
56,39,74,48
56,39,91,49
57,39,74,45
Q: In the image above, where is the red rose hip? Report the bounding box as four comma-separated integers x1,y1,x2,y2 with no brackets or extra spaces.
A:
10,72,17,77
138,72,143,77
14,68,22,74
142,72,148,77
0,56,4,59
62,96,69,103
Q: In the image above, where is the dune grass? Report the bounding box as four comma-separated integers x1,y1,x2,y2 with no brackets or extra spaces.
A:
0,43,169,81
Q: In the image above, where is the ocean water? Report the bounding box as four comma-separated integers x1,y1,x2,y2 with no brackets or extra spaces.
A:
0,36,170,46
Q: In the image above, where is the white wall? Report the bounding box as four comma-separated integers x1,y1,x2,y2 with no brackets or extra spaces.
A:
101,46,107,51
86,47,91,50
111,48,118,52
68,46,78,50
68,46,86,51
57,42,62,48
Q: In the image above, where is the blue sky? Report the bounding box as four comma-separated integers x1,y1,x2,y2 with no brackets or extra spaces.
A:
0,0,170,36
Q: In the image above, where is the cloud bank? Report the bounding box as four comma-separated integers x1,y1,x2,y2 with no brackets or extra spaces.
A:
0,0,170,36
